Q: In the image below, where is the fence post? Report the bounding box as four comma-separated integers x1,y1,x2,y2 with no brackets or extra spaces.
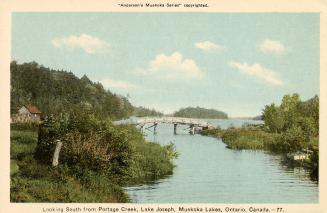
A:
52,140,63,167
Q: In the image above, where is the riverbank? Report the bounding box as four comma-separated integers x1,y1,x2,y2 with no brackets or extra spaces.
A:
10,118,177,202
11,125,125,202
201,124,318,181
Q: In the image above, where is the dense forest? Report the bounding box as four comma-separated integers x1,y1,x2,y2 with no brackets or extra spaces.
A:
10,61,178,202
10,61,134,120
173,106,228,119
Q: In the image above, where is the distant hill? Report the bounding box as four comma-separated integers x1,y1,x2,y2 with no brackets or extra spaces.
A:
173,106,228,119
133,106,163,117
10,61,134,120
252,115,263,120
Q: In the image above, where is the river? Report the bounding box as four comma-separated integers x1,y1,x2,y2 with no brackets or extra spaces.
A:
125,118,318,203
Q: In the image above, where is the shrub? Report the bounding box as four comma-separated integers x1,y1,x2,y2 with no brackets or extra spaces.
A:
35,112,177,184
11,112,177,202
279,126,307,153
35,112,133,180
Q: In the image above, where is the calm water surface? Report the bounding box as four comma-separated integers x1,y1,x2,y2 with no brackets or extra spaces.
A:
125,119,318,203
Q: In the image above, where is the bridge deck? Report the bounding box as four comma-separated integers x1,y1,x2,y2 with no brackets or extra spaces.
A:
114,117,209,127
137,117,208,127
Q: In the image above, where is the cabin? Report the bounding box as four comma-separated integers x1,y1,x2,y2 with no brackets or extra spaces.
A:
12,105,42,123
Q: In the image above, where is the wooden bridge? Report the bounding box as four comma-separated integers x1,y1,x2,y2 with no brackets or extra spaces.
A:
114,117,213,135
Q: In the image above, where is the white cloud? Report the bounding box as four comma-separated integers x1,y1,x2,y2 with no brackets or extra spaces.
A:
194,41,225,51
51,34,110,54
136,52,203,80
100,78,140,90
229,61,284,86
258,39,287,55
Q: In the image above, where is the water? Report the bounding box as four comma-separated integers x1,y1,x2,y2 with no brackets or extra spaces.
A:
125,119,318,203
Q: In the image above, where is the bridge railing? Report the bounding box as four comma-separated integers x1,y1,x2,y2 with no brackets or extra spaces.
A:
135,117,209,127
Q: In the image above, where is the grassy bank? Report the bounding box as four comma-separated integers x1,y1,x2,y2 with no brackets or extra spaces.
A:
202,125,280,151
10,117,177,202
11,124,127,202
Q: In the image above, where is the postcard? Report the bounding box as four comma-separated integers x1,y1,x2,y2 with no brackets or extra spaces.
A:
0,0,326,213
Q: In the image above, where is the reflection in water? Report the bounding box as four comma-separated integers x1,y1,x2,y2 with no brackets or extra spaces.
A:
125,119,318,203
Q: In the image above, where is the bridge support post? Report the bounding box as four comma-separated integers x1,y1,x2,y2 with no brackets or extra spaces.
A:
140,125,144,134
154,122,158,134
190,124,195,135
174,123,177,135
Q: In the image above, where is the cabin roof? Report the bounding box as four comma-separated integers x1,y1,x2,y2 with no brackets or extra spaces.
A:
24,105,41,114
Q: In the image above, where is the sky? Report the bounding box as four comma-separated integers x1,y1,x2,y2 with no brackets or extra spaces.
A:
12,13,320,117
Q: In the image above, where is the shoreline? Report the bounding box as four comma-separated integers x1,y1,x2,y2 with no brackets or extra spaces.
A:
201,126,318,181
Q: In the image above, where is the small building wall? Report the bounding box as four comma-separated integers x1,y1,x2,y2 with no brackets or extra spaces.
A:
18,106,31,115
11,114,41,123
12,106,41,123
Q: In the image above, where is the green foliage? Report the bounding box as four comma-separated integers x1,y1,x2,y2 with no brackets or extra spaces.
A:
221,127,279,150
173,106,228,119
129,140,178,182
296,116,317,141
11,129,38,160
11,120,177,202
263,93,319,140
278,126,307,153
10,125,126,202
219,94,319,154
10,160,19,175
35,112,134,181
10,159,128,202
10,61,133,120
301,95,319,134
35,112,177,184
262,103,285,133
11,123,39,131
133,106,163,117
263,94,303,133
202,125,278,151
201,126,224,137
262,93,319,153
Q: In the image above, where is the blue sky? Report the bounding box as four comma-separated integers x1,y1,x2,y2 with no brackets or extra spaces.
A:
12,13,319,117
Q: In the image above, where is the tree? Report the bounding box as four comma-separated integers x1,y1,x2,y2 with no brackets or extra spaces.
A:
301,95,319,136
280,93,301,131
262,93,319,153
173,106,228,119
10,61,134,120
279,126,306,153
262,104,284,133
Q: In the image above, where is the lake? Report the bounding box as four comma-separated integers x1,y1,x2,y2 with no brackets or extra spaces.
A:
125,118,318,203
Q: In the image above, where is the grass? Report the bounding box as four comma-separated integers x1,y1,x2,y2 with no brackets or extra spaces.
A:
129,141,175,182
202,126,278,150
222,128,278,150
11,130,38,160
